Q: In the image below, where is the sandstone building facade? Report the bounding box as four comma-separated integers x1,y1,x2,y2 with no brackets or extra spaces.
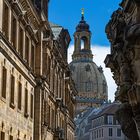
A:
105,0,140,139
0,0,76,140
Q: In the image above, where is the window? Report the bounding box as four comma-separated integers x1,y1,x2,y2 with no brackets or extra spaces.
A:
85,81,92,92
117,128,121,137
94,131,96,139
116,120,119,125
81,39,84,50
102,129,104,137
47,105,50,127
109,128,113,137
18,26,24,57
108,115,113,125
18,82,22,110
44,100,47,125
31,44,35,70
25,35,29,63
10,74,15,107
11,14,17,48
24,88,28,117
30,94,33,118
103,80,107,93
2,2,9,38
52,109,55,128
97,130,98,138
1,132,5,140
99,129,101,138
47,56,51,82
1,66,7,99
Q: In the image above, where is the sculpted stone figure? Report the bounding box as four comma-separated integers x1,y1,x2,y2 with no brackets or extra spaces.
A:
105,0,140,139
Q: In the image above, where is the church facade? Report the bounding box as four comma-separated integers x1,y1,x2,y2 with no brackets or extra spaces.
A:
105,0,140,139
69,11,108,114
0,0,76,140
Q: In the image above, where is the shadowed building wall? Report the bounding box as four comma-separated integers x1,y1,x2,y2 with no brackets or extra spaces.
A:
0,0,76,140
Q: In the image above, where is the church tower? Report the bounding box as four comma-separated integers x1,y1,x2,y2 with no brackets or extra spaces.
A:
73,9,93,62
69,10,108,113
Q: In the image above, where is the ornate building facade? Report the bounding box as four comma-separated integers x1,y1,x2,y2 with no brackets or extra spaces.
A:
104,0,140,139
0,0,76,140
69,12,108,114
75,102,127,140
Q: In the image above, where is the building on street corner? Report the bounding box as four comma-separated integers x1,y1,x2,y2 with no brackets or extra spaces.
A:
0,0,77,140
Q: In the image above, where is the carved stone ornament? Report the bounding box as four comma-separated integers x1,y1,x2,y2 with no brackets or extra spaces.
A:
115,103,139,140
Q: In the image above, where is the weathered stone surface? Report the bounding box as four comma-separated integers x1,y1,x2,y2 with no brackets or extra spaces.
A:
105,0,140,139
0,0,76,140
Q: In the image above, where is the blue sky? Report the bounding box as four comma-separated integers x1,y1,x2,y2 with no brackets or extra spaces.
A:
49,0,122,46
49,0,122,101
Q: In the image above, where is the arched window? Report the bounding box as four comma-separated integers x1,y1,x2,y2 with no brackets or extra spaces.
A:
80,36,88,50
81,39,84,50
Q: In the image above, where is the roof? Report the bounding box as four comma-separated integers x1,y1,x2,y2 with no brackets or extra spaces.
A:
89,102,120,120
49,22,63,39
75,102,120,139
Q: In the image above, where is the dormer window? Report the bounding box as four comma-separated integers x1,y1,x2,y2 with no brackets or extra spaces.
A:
108,115,113,125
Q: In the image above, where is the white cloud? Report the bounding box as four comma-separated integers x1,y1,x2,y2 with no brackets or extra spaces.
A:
68,44,117,102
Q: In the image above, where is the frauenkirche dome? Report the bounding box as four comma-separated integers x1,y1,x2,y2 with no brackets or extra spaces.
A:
69,10,108,113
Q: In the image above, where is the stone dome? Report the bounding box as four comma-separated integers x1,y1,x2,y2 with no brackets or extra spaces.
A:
69,61,108,99
69,12,108,113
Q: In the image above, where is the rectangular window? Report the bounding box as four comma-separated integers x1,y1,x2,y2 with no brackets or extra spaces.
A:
31,44,35,70
9,135,13,140
44,100,47,125
47,105,50,127
85,81,92,92
25,35,29,63
11,14,17,48
24,88,28,117
94,131,96,139
18,82,22,110
99,129,101,138
102,129,104,137
30,94,33,118
18,26,23,57
1,66,7,99
97,130,98,138
109,128,113,137
10,74,15,105
1,131,5,140
2,2,9,38
116,120,119,125
108,115,113,125
117,128,121,137
52,109,55,129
